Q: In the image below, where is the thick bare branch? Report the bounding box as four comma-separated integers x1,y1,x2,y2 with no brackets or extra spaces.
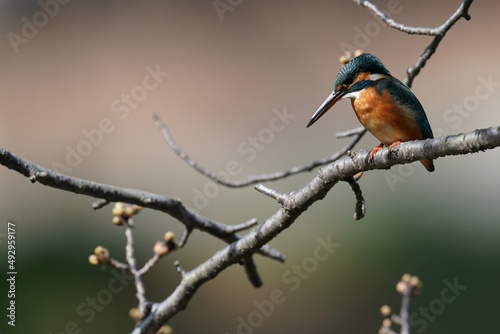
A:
0,146,286,268
132,126,500,333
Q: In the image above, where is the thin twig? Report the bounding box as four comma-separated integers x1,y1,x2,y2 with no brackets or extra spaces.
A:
153,114,226,185
108,258,130,271
103,255,162,276
336,126,366,139
137,253,162,276
254,184,287,205
345,177,365,220
241,255,263,288
92,199,109,210
154,114,366,187
354,0,472,36
226,218,259,233
174,261,185,277
399,286,411,334
124,221,148,316
178,228,192,248
404,0,474,87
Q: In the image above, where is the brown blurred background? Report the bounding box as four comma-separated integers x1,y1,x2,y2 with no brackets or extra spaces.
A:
1,0,500,333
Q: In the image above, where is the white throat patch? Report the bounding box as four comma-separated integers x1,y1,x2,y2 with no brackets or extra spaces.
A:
369,73,388,81
343,90,361,100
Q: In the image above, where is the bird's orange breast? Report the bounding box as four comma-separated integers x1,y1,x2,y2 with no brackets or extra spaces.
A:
351,87,424,146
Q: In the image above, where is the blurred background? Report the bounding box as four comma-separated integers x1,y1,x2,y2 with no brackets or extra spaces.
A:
1,0,499,333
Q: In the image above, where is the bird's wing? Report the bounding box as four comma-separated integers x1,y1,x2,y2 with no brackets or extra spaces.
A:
386,78,434,139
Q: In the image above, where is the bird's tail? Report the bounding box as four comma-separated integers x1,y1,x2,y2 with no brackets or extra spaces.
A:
420,159,435,172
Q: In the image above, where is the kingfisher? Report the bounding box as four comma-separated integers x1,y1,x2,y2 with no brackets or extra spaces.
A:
307,53,435,172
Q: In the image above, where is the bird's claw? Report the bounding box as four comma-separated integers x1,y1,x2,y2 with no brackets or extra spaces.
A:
369,141,402,161
387,140,402,157
369,143,384,161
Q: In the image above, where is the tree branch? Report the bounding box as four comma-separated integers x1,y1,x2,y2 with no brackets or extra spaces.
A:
352,0,474,88
154,114,366,187
0,146,286,279
132,126,500,333
124,220,149,317
354,0,472,36
345,177,366,220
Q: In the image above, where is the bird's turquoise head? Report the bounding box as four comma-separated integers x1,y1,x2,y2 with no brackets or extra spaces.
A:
307,53,391,128
333,53,390,90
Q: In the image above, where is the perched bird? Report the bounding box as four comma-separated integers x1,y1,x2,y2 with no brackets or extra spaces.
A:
307,53,435,172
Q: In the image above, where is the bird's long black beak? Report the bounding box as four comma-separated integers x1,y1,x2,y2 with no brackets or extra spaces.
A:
306,88,346,128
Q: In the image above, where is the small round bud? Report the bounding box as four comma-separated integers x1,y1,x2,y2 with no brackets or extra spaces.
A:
353,49,363,57
382,318,392,328
157,325,173,334
94,246,108,256
88,254,99,265
410,276,422,288
396,280,409,295
93,246,109,264
164,231,175,242
339,55,349,65
112,216,123,225
124,206,135,217
401,273,411,282
154,241,169,256
380,305,391,317
410,276,423,296
121,204,142,217
112,202,124,216
129,307,140,321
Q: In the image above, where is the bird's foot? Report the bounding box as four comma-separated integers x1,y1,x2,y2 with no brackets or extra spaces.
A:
369,141,402,162
369,143,384,161
387,140,402,156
